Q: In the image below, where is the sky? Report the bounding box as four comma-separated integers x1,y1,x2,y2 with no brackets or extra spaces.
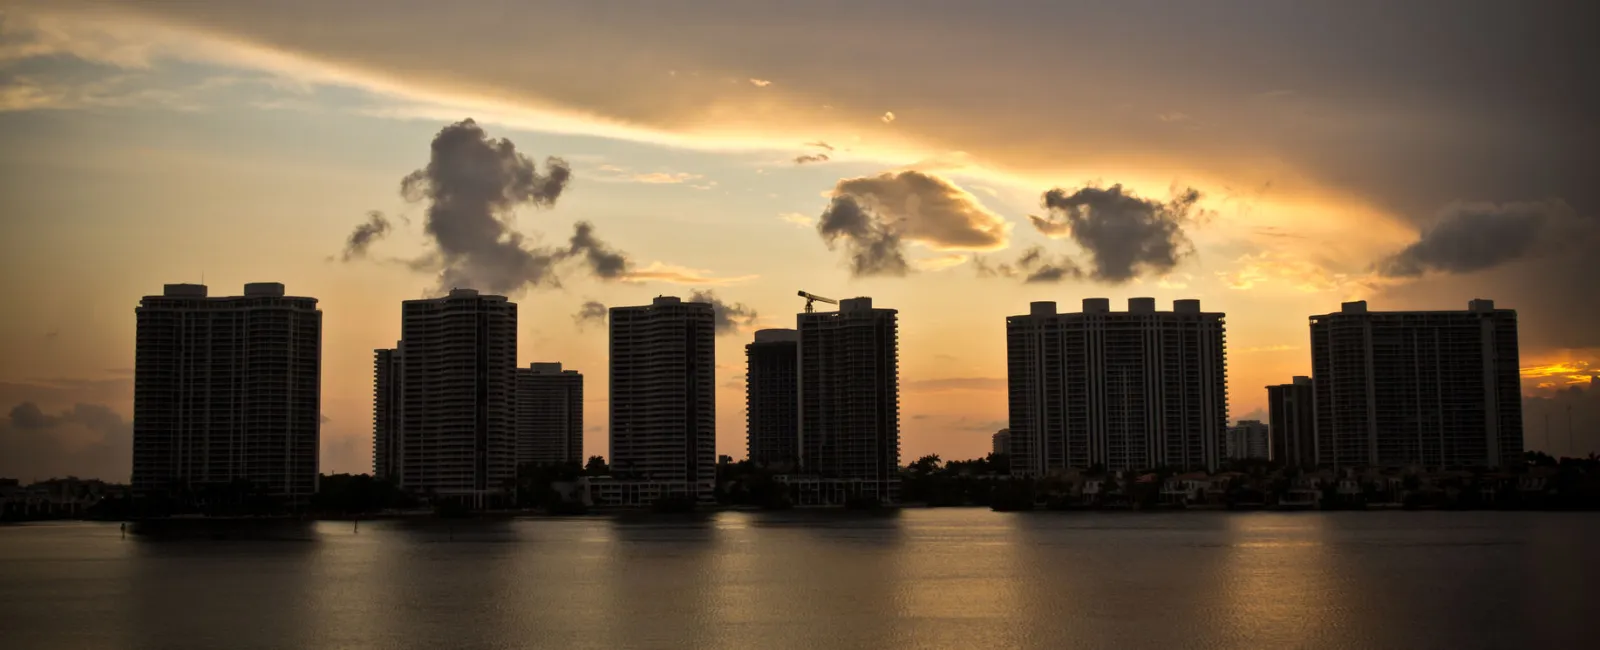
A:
1,0,1597,481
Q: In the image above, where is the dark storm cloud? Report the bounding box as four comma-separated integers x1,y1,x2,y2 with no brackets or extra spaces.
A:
689,290,758,334
816,170,1008,277
1029,184,1200,283
339,210,392,261
1375,200,1568,278
398,118,575,294
573,300,608,329
1,401,131,481
818,194,909,277
1372,199,1600,349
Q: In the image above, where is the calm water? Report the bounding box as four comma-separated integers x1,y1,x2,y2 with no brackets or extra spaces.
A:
2,510,1597,649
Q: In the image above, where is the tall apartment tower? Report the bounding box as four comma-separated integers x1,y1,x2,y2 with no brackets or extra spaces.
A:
372,346,403,481
746,328,800,467
515,362,584,467
798,297,900,500
1007,298,1229,475
1226,420,1270,460
992,429,1012,458
1266,376,1315,468
133,283,321,502
608,296,716,499
398,289,517,506
1309,299,1521,468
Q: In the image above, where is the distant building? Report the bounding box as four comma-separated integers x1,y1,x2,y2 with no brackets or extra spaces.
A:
746,329,799,467
1266,376,1315,468
372,346,403,481
397,289,517,507
1007,298,1229,475
1226,420,1269,460
515,363,583,467
607,296,716,503
798,297,900,502
133,283,321,502
1310,300,1522,468
992,429,1011,458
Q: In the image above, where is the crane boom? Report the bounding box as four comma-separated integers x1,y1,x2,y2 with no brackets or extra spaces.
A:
798,290,838,313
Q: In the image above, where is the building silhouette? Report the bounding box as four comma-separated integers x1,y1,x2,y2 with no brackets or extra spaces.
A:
797,297,900,502
395,289,517,507
133,283,321,502
746,328,799,468
1226,420,1269,460
515,362,583,467
1266,376,1315,468
992,429,1011,458
372,346,403,480
605,296,716,504
1310,299,1522,468
1007,298,1228,475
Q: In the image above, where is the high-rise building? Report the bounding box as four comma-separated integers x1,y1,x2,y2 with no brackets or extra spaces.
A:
133,283,321,502
746,328,799,467
1226,420,1269,460
515,362,583,467
992,429,1011,458
397,289,517,506
372,346,403,481
607,296,716,503
1266,376,1315,468
1007,298,1228,475
1309,299,1521,468
797,297,900,502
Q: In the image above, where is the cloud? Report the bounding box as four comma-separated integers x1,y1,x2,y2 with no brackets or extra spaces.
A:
816,170,1010,277
1218,250,1375,294
1,401,131,482
911,252,968,272
804,141,834,151
1029,184,1202,283
881,111,896,123
905,377,1006,392
793,153,829,164
689,290,758,334
622,261,758,285
974,246,1082,284
398,118,574,294
628,171,702,184
748,78,771,87
818,194,908,277
566,221,630,279
778,212,815,228
573,301,608,329
1374,200,1574,278
1236,344,1300,353
339,210,392,261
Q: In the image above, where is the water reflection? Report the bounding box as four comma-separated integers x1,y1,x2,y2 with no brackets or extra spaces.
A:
3,512,1598,650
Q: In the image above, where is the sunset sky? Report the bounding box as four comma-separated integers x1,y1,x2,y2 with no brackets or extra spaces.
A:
2,0,1596,481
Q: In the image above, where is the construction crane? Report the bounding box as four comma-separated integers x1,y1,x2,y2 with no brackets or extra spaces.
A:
798,290,838,313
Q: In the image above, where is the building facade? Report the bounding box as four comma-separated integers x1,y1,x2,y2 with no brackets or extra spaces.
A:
1309,300,1522,468
515,362,584,467
1007,298,1229,475
608,296,716,502
133,283,321,502
372,346,403,481
992,429,1011,458
397,289,517,506
1266,376,1315,468
797,297,900,502
1226,420,1269,461
746,328,800,468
